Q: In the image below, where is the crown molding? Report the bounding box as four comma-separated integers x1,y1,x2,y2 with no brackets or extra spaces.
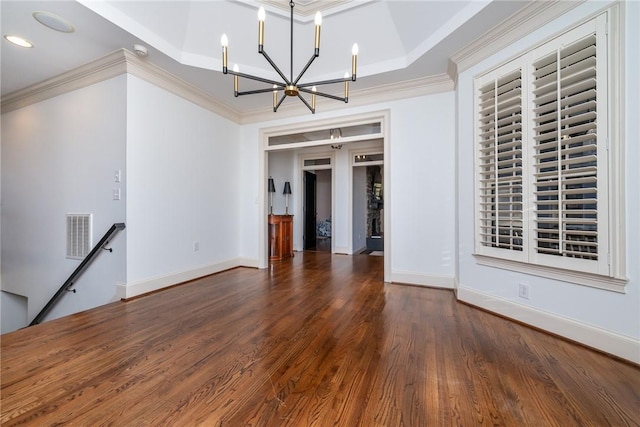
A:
1,51,127,114
121,51,241,123
1,50,451,125
248,0,373,20
239,73,454,124
447,58,458,88
449,0,585,79
1,49,242,123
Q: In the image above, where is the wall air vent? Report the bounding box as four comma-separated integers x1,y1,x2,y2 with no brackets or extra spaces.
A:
66,214,92,259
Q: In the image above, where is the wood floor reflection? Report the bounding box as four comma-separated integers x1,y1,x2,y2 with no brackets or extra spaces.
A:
1,252,638,426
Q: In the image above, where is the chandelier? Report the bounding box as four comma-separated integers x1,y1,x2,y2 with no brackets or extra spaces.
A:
220,1,358,114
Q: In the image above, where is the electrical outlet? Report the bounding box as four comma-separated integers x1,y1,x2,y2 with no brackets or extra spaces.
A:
518,283,530,299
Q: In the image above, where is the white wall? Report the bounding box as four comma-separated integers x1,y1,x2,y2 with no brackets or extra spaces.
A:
456,1,639,362
238,125,261,263
238,93,457,286
332,144,350,253
388,93,456,287
1,76,127,328
316,169,331,223
1,291,27,333
124,75,241,296
267,150,295,215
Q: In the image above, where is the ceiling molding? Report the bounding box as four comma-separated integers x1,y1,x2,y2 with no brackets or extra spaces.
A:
1,51,127,114
122,51,241,123
449,0,585,76
0,49,241,123
1,48,451,125
447,58,458,89
246,0,373,20
238,73,454,124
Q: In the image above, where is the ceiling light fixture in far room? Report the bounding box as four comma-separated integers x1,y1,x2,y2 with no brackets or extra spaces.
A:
32,11,75,33
3,35,34,48
221,1,358,114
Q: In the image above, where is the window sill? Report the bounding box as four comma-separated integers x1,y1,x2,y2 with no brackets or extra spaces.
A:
473,254,628,293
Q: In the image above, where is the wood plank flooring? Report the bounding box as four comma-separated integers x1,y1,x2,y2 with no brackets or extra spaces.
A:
1,252,639,426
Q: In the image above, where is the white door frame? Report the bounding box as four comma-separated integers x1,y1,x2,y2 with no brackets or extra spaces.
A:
298,153,335,253
347,148,384,255
259,110,391,282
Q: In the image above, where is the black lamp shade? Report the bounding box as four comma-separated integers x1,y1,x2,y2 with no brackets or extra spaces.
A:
283,181,292,195
268,178,276,193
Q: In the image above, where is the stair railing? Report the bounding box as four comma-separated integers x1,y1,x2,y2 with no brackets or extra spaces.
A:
29,222,126,326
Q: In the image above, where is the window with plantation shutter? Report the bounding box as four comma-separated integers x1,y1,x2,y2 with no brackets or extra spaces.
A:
474,11,625,291
532,34,600,264
477,70,524,256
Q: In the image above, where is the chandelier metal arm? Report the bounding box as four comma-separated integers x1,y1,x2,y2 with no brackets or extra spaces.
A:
260,49,291,85
237,87,282,96
274,93,287,112
293,53,319,86
290,0,294,81
298,77,350,88
299,87,346,103
221,1,358,114
297,93,315,113
228,70,285,88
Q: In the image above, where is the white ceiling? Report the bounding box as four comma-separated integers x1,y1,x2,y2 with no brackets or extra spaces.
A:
1,0,530,115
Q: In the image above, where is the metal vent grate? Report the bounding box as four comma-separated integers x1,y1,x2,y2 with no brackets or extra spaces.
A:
66,214,92,259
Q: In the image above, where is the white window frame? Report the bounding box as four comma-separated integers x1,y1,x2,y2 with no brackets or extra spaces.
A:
473,7,627,292
351,150,383,167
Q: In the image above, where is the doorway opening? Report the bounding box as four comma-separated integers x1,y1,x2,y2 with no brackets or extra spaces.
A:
259,110,390,281
303,169,332,252
351,152,384,256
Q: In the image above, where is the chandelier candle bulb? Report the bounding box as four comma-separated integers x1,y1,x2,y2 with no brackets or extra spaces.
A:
273,85,278,110
312,86,317,110
221,34,228,73
314,12,322,53
221,1,358,113
258,7,265,49
233,64,239,96
344,72,349,102
351,43,358,80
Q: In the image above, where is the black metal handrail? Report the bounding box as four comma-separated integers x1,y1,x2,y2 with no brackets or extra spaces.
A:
29,222,126,326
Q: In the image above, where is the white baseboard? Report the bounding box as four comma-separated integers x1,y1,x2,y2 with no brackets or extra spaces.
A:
117,258,256,299
334,246,350,255
237,257,260,269
457,285,640,364
390,271,455,289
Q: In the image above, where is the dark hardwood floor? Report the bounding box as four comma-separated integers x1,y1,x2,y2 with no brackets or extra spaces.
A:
1,252,639,426
304,237,331,252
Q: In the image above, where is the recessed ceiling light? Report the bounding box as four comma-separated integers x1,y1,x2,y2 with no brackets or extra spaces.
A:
4,35,34,48
32,11,75,33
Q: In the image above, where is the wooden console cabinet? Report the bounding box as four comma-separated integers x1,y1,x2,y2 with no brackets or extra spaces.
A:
269,214,293,262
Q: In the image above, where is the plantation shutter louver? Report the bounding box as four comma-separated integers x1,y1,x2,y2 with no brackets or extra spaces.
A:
478,69,524,254
474,12,620,289
532,34,599,261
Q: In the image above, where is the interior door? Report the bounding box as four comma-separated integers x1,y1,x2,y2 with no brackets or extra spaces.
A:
303,171,317,250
